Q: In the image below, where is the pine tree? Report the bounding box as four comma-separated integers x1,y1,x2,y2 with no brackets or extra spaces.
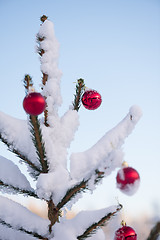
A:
0,15,143,240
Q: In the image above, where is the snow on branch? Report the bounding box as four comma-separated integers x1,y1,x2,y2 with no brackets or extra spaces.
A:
77,204,122,239
70,105,142,181
39,109,79,172
37,19,62,125
0,219,47,239
0,155,32,191
29,115,48,173
0,155,38,197
0,195,49,238
52,205,122,240
57,150,122,209
0,111,41,176
53,106,142,209
37,106,142,208
0,223,38,240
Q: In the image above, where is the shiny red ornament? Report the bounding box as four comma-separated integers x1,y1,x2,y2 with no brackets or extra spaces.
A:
82,90,102,110
114,225,137,240
23,92,46,116
116,166,140,195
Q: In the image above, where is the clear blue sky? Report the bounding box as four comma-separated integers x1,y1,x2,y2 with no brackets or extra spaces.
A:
0,0,160,220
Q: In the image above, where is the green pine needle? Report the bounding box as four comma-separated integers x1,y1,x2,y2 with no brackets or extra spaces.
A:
73,78,85,111
29,115,48,173
77,204,123,240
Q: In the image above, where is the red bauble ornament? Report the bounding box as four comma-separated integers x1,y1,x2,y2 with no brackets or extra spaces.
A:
116,166,140,195
82,89,102,110
23,92,46,116
114,225,137,240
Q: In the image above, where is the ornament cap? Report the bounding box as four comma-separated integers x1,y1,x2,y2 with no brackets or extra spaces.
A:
28,86,35,93
121,220,127,226
122,161,129,168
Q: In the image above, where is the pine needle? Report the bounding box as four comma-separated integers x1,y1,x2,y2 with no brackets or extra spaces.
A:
29,115,48,173
77,204,123,240
0,180,38,198
0,218,47,239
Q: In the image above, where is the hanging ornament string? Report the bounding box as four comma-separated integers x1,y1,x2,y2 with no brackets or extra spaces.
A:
115,196,125,221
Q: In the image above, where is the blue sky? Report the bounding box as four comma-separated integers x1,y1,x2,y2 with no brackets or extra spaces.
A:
0,0,160,220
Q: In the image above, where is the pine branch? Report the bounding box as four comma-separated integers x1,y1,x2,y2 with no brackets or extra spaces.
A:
57,169,105,210
0,218,48,239
0,180,38,198
73,78,85,111
29,115,48,173
42,73,49,127
47,199,61,233
146,222,160,240
37,16,49,127
23,74,48,172
0,133,41,177
63,107,142,209
40,15,48,22
77,204,123,240
23,74,34,94
57,179,87,210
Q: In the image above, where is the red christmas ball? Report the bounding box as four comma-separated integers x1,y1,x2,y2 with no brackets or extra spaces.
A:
82,90,102,110
23,92,46,116
116,167,140,195
114,225,137,240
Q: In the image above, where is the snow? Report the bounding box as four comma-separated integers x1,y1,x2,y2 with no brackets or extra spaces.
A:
0,155,33,192
0,224,37,240
38,19,62,120
117,178,140,196
88,229,106,240
0,195,49,236
70,105,142,181
0,111,40,171
36,167,74,203
40,109,79,170
52,206,118,240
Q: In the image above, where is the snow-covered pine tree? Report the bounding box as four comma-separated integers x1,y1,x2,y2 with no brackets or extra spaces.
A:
0,15,142,240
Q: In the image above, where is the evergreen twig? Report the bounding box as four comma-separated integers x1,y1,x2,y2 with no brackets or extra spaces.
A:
0,218,48,239
42,73,49,127
40,15,48,23
57,169,105,210
0,133,41,177
73,78,85,111
37,16,49,127
29,115,48,173
23,74,49,173
77,204,123,240
147,222,160,240
57,179,87,210
0,180,38,198
23,74,34,94
47,199,61,233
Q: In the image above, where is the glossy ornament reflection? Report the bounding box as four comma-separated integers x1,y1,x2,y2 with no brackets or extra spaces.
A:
82,89,102,110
